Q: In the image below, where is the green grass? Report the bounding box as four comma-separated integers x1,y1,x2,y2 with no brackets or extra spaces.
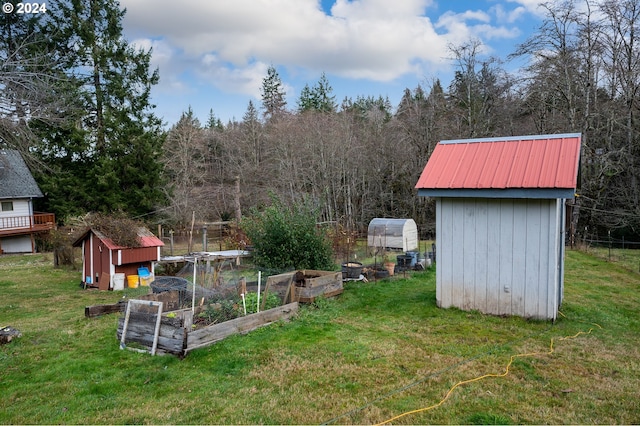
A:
581,244,640,274
1,249,639,424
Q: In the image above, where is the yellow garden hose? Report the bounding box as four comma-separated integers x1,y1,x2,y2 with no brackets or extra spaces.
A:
376,317,602,425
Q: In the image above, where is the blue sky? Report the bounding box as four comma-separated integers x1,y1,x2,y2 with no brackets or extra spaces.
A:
119,0,549,127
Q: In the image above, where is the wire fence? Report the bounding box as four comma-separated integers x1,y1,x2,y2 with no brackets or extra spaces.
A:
152,257,298,328
577,236,640,273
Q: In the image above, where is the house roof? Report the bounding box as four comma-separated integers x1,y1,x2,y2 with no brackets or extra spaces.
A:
415,133,581,199
72,227,164,249
0,149,44,199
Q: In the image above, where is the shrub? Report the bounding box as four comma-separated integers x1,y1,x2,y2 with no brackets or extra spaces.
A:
242,194,334,271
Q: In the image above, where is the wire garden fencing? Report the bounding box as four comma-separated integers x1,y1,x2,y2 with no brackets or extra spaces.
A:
151,257,305,329
578,235,640,273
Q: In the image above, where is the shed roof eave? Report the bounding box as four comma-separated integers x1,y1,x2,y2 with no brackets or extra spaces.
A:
417,188,576,199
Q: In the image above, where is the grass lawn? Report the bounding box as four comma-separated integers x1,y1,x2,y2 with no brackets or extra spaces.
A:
1,250,639,424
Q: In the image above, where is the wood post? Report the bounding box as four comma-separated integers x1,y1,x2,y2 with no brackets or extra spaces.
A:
237,277,246,297
234,176,241,224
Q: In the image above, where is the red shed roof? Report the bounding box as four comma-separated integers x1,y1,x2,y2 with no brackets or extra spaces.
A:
72,227,164,250
416,133,581,199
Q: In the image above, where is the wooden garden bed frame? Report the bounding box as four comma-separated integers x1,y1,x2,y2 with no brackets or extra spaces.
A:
266,269,343,303
116,292,299,357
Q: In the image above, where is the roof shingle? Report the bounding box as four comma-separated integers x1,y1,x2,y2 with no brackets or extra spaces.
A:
0,149,43,199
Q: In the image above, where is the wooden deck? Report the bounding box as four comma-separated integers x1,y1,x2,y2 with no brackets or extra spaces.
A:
0,213,55,237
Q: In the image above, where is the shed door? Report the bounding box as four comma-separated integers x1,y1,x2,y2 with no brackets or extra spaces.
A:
97,242,111,290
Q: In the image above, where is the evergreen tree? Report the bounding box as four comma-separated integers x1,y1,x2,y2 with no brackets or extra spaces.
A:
297,84,315,112
313,73,337,113
342,95,392,122
297,72,337,113
31,121,93,219
206,108,224,130
32,0,165,219
260,65,287,121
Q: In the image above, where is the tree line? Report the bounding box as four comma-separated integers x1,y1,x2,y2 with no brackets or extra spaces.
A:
2,0,640,239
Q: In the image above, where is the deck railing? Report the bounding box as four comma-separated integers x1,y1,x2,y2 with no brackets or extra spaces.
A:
0,213,56,236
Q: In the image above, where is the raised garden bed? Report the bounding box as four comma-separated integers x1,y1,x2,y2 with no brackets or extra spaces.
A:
115,291,299,357
266,269,343,303
107,269,342,357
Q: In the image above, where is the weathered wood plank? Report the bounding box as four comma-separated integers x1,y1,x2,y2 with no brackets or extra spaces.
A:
267,270,343,304
116,301,299,356
117,315,184,337
85,301,127,318
116,328,185,354
119,300,163,355
186,302,299,353
117,317,186,355
300,271,342,288
136,291,181,312
117,306,187,356
295,279,343,303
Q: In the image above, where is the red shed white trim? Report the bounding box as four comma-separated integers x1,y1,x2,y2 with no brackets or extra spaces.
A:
73,227,164,290
416,133,581,320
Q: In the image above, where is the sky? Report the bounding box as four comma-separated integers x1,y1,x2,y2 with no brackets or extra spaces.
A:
119,0,550,127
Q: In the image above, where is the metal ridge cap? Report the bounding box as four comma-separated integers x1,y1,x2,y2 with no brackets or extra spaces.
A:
439,133,582,145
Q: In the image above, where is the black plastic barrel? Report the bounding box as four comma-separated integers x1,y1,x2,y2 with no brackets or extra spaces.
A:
341,262,363,279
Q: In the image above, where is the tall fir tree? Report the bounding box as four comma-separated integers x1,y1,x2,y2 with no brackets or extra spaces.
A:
206,108,224,130
297,72,337,113
260,65,287,121
32,0,165,220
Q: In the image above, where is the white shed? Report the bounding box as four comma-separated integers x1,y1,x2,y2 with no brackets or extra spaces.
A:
367,218,418,252
415,134,581,320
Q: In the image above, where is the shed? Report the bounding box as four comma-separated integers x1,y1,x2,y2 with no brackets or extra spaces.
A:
367,218,418,252
73,227,164,290
415,133,581,320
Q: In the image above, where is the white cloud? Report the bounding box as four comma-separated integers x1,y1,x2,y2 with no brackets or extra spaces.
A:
197,56,268,98
331,0,433,19
127,37,191,94
120,0,538,105
505,0,550,18
492,4,527,24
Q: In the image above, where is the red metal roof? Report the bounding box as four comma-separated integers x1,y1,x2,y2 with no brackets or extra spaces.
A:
415,134,581,191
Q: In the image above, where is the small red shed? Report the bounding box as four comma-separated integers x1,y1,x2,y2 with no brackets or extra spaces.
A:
73,227,164,290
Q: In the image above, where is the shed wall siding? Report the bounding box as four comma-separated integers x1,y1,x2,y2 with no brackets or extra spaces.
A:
436,198,562,319
118,246,160,265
